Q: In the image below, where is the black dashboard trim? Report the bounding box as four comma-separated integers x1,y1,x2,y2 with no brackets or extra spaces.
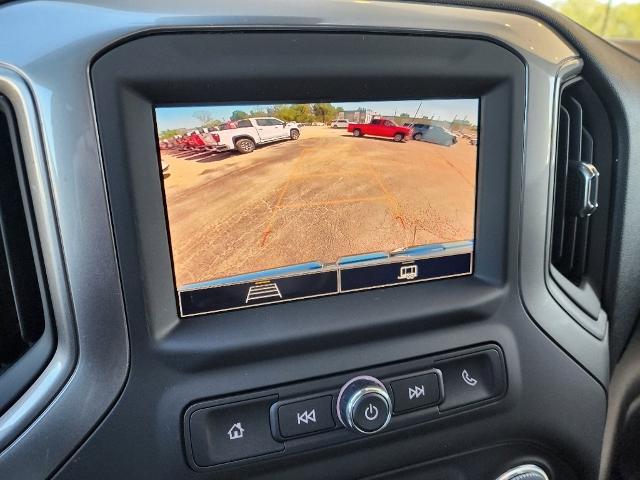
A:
54,29,604,480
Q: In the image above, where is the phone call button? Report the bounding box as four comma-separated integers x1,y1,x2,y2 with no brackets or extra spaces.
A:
436,349,506,411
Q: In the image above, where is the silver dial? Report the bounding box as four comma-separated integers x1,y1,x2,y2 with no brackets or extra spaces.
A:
495,465,549,480
336,376,392,435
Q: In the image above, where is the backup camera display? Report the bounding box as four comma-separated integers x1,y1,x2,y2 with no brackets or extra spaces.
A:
155,99,479,316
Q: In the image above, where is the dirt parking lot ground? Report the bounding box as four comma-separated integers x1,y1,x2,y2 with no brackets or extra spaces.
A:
160,126,477,287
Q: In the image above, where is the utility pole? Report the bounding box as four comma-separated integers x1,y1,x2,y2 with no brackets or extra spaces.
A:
601,0,613,36
411,101,423,124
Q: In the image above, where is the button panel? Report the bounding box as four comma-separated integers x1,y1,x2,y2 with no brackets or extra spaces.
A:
277,395,335,438
185,345,506,471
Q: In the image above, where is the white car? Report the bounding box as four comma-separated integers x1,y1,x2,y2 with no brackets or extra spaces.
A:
210,117,300,154
330,119,351,128
405,123,458,146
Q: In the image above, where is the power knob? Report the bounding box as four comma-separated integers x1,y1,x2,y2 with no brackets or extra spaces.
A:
495,465,549,480
336,376,392,434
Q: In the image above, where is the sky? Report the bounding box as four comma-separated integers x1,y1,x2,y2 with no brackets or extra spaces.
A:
154,99,479,132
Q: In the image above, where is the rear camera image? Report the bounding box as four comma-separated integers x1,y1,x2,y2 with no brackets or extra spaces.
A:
155,99,479,315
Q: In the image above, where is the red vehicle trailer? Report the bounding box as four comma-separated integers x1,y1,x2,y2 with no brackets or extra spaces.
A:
187,131,206,149
347,118,412,142
176,135,190,150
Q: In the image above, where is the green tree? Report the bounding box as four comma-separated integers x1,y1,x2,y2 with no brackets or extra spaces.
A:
230,110,249,121
552,0,640,39
604,2,640,38
291,103,316,123
291,104,315,123
193,110,214,125
159,128,185,140
249,108,268,117
271,104,315,123
312,103,338,123
271,105,292,121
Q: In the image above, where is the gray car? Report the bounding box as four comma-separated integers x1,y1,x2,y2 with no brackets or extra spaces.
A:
405,123,457,146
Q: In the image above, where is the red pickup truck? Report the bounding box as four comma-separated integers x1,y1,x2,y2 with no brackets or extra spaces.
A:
347,118,412,142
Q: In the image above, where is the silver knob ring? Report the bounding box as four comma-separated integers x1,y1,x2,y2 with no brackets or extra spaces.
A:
336,375,392,435
495,464,549,480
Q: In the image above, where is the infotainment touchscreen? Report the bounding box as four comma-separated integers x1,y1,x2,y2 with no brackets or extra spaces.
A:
155,99,479,316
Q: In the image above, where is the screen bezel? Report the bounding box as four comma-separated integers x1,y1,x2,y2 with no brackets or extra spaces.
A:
91,30,523,343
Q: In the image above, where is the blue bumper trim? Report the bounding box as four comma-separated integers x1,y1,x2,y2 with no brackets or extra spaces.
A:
181,261,324,290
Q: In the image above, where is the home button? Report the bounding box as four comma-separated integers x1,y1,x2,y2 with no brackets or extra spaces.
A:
188,396,283,466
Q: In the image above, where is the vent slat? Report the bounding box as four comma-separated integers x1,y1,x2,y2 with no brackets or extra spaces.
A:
561,216,578,273
581,127,594,165
552,106,570,264
572,128,595,278
567,96,583,164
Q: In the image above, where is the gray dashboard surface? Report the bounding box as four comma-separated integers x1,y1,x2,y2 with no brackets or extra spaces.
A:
0,1,632,479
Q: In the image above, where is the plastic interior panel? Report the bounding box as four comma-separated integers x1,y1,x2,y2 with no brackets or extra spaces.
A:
49,30,607,479
0,1,628,478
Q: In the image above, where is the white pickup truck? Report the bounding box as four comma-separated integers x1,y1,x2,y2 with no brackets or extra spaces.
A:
211,117,300,154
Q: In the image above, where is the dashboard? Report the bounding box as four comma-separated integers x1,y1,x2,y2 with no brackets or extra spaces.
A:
1,1,639,479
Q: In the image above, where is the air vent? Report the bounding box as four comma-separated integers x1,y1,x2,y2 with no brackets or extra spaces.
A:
0,96,53,415
550,78,612,318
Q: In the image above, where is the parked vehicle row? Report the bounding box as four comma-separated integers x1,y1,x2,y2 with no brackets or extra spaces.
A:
159,116,471,154
342,117,464,146
160,117,301,154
